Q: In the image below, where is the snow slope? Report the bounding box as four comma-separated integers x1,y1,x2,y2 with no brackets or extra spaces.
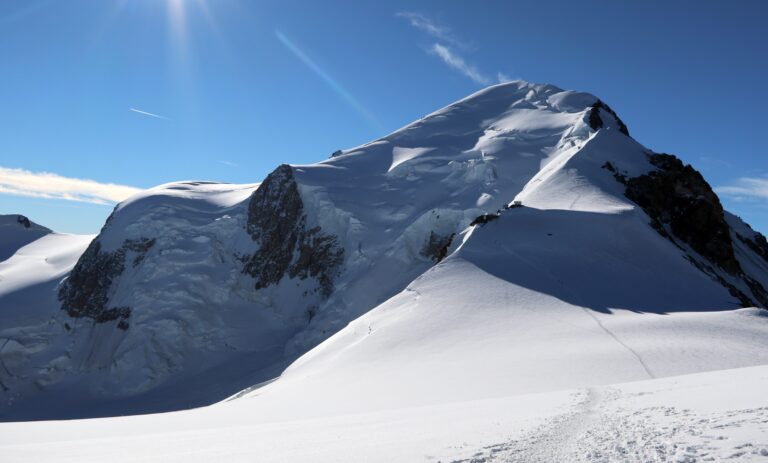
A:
0,229,93,395
3,80,768,423
3,365,767,462
0,214,51,262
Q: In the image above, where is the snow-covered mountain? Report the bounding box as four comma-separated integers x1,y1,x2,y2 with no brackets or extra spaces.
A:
0,216,94,404
2,81,768,423
0,214,52,262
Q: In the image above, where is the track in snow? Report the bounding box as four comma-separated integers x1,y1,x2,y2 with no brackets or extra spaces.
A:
450,386,768,463
450,388,603,463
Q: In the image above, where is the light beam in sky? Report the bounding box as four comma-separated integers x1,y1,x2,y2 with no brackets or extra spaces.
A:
275,29,383,132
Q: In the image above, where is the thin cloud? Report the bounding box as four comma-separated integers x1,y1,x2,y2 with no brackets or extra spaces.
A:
130,108,169,120
430,44,490,85
219,160,239,167
716,177,768,200
397,12,459,46
399,12,512,86
0,166,142,205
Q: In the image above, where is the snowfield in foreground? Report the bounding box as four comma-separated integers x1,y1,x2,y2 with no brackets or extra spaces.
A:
2,366,767,462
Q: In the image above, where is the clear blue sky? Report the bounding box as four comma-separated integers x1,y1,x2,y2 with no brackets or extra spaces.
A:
1,0,766,234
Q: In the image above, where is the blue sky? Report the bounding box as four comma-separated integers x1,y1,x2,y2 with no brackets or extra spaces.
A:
1,0,766,234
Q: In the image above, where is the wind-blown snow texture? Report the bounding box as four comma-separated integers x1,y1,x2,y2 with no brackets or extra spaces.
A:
2,81,768,427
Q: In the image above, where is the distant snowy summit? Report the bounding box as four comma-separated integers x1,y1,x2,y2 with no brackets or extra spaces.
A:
3,80,768,421
0,214,51,262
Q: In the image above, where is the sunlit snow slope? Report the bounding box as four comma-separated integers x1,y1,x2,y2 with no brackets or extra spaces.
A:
2,81,768,424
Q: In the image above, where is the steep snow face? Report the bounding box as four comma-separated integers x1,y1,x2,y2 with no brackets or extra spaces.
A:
3,80,767,421
286,81,609,350
0,231,93,397
0,215,51,263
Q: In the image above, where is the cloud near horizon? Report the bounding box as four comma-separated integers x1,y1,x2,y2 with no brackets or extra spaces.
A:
0,166,142,205
716,177,768,201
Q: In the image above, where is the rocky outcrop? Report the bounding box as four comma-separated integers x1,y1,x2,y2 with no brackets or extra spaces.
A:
624,154,739,275
16,215,31,228
421,232,455,263
243,164,344,298
470,213,500,227
588,100,630,136
58,237,155,330
608,153,768,307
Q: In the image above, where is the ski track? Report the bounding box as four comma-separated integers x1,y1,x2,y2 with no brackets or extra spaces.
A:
448,387,768,463
580,308,657,380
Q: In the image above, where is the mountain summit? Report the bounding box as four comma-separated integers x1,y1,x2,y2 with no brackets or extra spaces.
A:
2,81,768,421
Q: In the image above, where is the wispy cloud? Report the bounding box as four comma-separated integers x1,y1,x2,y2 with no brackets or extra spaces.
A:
430,44,490,85
130,108,169,120
0,166,142,205
396,12,459,46
716,177,768,201
398,11,511,86
275,29,383,131
219,160,239,167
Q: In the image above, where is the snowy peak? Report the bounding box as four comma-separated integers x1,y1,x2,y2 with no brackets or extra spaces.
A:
0,214,52,262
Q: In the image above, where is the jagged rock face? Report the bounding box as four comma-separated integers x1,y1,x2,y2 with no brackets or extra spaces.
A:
606,153,768,308
588,100,630,136
421,231,455,263
15,215,31,228
623,154,740,275
58,237,155,330
244,164,344,298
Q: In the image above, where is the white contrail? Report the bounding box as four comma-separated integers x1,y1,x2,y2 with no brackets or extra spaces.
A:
130,108,169,120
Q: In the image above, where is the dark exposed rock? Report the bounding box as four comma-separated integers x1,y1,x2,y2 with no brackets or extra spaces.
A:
16,215,31,228
243,164,344,298
470,213,500,227
616,152,768,307
290,226,344,297
58,237,155,329
623,153,740,276
330,149,343,158
421,232,455,263
588,100,630,136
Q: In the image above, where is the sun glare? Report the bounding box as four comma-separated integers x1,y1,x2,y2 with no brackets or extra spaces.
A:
167,0,187,41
